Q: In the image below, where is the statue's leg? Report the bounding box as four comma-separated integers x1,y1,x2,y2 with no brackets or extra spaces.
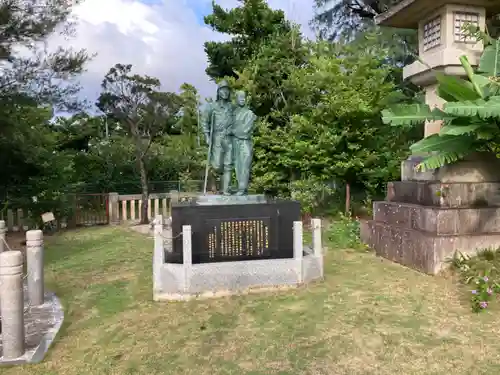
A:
211,136,224,193
221,137,234,195
233,138,242,192
236,140,252,195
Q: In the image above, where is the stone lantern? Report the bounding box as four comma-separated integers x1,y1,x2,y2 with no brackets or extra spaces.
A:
360,0,500,274
377,0,500,137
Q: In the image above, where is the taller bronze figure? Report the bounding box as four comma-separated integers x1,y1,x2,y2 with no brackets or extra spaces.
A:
201,80,234,195
232,91,257,195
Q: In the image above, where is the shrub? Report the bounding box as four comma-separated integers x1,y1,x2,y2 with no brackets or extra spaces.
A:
450,249,500,312
326,213,365,250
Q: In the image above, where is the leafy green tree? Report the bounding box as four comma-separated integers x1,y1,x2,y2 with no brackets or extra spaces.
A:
0,0,90,223
229,29,421,211
176,83,201,135
204,0,291,80
262,40,417,205
228,25,308,122
97,63,182,223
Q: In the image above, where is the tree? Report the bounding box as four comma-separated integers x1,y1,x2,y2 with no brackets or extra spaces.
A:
0,0,90,222
97,64,182,223
204,0,291,80
229,28,421,211
228,25,308,121
176,83,201,135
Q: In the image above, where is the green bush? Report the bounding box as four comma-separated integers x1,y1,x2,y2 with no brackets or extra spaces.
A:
326,213,366,250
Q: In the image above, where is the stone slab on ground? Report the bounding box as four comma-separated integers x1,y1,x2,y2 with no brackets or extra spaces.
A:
0,284,64,366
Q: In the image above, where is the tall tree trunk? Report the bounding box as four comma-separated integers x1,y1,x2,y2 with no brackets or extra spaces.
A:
138,155,149,224
130,121,151,225
345,182,351,215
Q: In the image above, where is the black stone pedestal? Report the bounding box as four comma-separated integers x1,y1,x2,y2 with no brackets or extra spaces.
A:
169,196,300,264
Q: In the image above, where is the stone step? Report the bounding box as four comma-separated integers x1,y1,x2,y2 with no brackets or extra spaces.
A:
360,220,500,275
386,181,500,208
373,201,500,235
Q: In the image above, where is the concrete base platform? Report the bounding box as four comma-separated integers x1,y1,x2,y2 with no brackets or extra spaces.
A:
373,201,500,235
195,194,267,206
0,287,64,366
362,154,500,274
154,249,323,301
386,181,500,207
361,220,500,274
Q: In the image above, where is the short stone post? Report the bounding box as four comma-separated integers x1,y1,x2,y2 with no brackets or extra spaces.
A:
108,192,120,225
0,251,25,359
182,225,192,293
153,215,164,295
26,229,44,306
311,218,324,278
311,218,322,256
170,190,179,204
0,219,6,253
293,221,303,283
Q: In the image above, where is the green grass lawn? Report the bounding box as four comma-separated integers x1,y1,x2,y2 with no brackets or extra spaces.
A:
8,225,500,375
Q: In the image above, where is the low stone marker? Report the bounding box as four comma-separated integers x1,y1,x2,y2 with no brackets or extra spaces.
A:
26,229,44,307
0,250,25,359
0,220,6,253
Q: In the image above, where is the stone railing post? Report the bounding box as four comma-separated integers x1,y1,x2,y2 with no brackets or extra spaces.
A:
0,219,6,253
0,251,25,359
153,215,164,295
108,192,119,225
26,229,44,306
311,218,324,278
311,218,322,256
182,225,192,293
293,221,303,283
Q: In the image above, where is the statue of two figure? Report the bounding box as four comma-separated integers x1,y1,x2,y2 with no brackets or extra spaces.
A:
201,80,257,196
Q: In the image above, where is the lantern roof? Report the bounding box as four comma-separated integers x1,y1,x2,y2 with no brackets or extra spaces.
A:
375,0,500,29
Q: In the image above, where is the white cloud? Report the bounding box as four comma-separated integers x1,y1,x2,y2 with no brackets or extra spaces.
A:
48,0,315,107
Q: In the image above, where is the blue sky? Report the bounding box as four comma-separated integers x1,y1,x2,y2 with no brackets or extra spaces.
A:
48,0,315,103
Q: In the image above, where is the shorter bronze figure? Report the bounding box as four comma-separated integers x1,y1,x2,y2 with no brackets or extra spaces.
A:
232,91,257,195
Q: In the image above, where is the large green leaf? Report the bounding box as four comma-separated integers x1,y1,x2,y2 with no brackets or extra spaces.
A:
479,39,500,77
410,134,474,153
436,73,481,102
382,105,455,126
416,150,470,171
443,97,500,119
438,124,482,136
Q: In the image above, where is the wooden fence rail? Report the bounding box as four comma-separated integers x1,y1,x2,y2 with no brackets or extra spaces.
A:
1,191,199,232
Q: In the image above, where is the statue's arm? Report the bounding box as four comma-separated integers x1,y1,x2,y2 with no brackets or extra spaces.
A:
245,111,258,135
200,104,212,138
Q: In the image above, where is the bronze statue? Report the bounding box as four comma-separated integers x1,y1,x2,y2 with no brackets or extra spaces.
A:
201,80,234,195
232,91,257,195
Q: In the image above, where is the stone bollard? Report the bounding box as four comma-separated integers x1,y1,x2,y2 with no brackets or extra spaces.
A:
311,218,322,256
0,220,6,253
108,192,120,225
293,221,303,283
26,229,44,306
182,225,192,293
153,215,164,294
0,251,25,359
311,218,324,278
